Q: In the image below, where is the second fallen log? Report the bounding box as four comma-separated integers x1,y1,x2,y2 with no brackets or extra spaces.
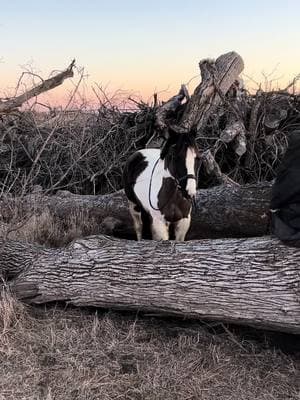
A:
0,183,272,241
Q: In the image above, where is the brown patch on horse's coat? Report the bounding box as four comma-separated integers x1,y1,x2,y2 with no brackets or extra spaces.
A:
158,177,191,223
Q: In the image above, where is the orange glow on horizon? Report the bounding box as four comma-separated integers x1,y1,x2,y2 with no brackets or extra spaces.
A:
1,61,300,110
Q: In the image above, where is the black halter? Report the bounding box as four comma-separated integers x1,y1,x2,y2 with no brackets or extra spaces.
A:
177,174,197,182
176,174,197,200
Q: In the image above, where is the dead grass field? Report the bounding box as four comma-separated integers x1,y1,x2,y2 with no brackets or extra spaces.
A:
0,292,299,400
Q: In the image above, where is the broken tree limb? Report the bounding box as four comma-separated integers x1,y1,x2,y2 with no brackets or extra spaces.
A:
1,235,300,334
220,121,245,144
0,183,272,241
179,51,244,132
245,90,263,168
218,78,248,157
233,129,247,157
155,85,188,132
219,120,247,157
0,60,75,114
201,150,241,186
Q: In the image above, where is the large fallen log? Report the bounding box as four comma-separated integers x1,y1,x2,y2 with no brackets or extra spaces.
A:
0,182,272,240
1,235,300,334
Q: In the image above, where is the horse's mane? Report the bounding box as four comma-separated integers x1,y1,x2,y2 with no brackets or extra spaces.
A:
160,132,197,160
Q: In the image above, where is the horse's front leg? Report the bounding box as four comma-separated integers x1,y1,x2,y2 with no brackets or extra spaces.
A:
174,214,191,241
128,201,143,241
151,218,169,240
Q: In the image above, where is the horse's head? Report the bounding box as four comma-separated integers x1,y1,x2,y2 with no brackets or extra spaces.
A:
160,126,200,198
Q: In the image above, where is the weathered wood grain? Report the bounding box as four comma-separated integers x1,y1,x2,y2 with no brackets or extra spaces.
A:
1,235,300,334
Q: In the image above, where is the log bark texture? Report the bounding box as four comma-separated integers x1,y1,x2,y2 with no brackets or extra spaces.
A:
1,235,300,334
0,183,272,240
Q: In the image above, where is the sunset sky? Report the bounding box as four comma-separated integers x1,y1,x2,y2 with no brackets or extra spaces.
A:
1,0,300,106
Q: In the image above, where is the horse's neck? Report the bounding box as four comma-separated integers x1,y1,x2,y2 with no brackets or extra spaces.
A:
163,153,177,180
158,158,173,179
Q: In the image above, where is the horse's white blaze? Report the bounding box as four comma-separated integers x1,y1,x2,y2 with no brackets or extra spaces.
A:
133,148,171,220
186,148,197,197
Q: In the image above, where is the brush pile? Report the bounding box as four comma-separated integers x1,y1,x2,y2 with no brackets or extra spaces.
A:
0,53,299,196
0,106,155,195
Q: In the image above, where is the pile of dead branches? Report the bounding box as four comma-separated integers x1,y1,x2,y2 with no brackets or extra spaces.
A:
0,53,299,196
0,104,156,195
196,87,300,186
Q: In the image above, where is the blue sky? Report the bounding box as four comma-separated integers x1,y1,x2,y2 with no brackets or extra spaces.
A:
1,0,300,103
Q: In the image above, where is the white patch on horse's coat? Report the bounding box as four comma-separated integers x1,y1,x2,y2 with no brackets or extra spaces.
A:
151,218,169,240
129,201,142,240
186,148,197,198
133,148,171,221
174,215,191,241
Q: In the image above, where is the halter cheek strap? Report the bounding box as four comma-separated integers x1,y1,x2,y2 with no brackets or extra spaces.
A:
176,174,197,200
177,174,197,182
149,158,161,211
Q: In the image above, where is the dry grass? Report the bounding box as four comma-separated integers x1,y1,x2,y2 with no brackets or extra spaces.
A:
0,206,132,247
0,292,299,400
0,209,103,247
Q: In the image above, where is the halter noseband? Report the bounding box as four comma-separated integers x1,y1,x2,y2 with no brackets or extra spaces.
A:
176,174,197,200
177,174,197,183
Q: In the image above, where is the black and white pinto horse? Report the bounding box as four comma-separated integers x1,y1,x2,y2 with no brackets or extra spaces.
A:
123,128,200,241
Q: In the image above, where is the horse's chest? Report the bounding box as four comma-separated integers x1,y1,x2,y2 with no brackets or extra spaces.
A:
133,156,169,211
158,177,191,222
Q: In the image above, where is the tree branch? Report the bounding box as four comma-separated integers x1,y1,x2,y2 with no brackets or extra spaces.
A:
0,60,75,114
